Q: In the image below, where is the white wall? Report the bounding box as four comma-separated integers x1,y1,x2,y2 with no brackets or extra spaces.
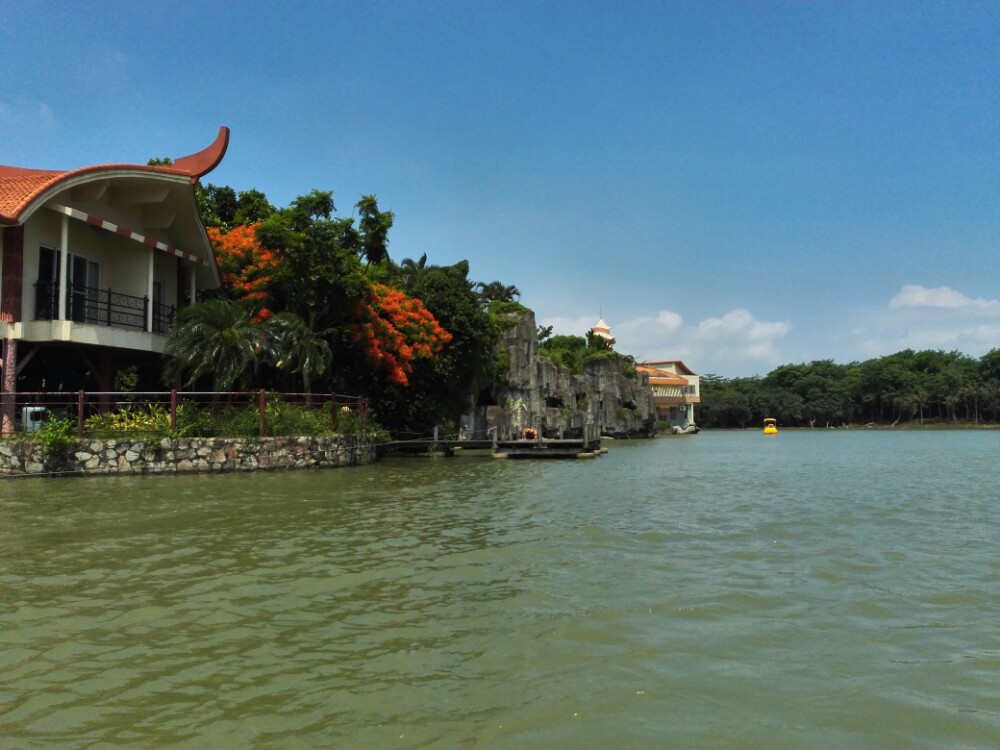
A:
23,209,156,311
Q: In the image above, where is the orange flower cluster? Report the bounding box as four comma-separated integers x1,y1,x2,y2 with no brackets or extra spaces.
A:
354,283,452,386
208,223,281,321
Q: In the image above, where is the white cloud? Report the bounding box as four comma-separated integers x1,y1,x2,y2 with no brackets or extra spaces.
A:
541,307,791,375
538,283,998,378
889,284,1000,313
541,314,597,336
695,308,791,341
859,284,1000,358
616,310,683,335
656,310,684,329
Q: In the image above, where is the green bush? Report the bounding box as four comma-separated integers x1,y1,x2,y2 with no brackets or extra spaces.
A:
488,300,530,318
37,416,77,455
334,408,363,435
70,398,385,440
333,407,390,442
85,405,170,436
265,400,332,436
173,403,218,436
582,349,620,365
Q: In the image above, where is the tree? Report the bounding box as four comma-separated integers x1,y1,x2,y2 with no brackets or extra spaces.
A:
539,334,589,374
586,329,614,352
366,259,500,432
234,189,276,226
163,300,269,391
476,280,520,304
697,374,756,428
208,223,282,317
398,253,429,293
196,184,276,230
356,195,394,265
980,348,1000,382
352,283,452,386
256,191,373,333
266,312,333,395
197,184,238,228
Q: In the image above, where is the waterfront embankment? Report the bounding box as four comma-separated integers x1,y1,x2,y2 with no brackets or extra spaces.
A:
0,435,377,477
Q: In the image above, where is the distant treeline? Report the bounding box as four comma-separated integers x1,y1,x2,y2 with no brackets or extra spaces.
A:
699,348,1000,428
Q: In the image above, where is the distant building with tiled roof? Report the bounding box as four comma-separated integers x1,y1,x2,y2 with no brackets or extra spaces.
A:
0,127,230,433
637,360,700,426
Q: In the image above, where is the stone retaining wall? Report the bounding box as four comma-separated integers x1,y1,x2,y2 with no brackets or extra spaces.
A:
0,435,377,477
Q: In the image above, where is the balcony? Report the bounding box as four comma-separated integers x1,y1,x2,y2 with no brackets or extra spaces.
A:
653,393,700,406
34,280,174,334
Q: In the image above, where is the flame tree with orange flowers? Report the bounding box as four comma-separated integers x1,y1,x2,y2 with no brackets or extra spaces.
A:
253,191,454,395
170,188,469,427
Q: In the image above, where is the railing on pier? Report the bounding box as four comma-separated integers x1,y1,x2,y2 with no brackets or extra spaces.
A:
380,420,603,456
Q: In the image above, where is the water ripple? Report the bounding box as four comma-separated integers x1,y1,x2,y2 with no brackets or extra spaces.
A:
1,432,998,748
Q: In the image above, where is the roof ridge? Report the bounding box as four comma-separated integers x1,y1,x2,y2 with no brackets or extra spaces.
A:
0,127,229,224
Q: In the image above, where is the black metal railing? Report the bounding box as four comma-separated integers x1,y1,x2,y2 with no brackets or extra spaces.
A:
34,280,174,333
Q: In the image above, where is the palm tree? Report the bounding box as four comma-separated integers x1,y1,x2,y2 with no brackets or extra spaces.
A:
476,280,520,304
908,385,930,425
356,194,393,266
163,299,268,391
265,312,333,396
398,253,429,293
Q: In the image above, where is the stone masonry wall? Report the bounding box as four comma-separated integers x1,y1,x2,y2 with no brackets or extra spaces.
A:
0,435,377,477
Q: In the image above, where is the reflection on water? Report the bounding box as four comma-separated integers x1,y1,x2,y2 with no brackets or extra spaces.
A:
2,431,998,748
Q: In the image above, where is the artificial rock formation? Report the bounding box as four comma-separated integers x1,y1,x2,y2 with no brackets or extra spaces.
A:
464,311,657,440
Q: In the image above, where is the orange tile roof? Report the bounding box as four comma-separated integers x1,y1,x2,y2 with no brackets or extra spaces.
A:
639,359,699,376
636,364,689,386
0,126,229,225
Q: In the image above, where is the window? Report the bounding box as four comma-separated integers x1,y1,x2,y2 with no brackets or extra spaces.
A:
152,279,166,333
70,254,100,324
35,246,58,319
36,246,100,323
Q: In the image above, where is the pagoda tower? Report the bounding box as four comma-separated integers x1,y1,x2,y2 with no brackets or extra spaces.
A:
588,317,616,347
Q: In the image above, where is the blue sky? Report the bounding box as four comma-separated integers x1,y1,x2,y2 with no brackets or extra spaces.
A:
3,1,999,377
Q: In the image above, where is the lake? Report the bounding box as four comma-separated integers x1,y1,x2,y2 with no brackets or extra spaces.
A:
1,430,998,749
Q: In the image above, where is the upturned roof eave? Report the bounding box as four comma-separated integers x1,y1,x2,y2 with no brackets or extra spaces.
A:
0,126,229,226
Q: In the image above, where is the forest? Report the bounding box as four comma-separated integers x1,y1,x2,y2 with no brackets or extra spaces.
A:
697,349,1000,428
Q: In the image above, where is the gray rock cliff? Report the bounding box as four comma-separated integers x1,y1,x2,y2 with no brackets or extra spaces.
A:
462,311,656,439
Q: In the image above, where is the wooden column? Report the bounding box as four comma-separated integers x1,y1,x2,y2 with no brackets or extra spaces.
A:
1,226,25,323
0,338,16,436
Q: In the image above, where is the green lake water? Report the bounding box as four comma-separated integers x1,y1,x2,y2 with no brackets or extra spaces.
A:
1,431,998,749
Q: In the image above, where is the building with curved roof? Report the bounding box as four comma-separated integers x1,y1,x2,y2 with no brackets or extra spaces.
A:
1,127,229,432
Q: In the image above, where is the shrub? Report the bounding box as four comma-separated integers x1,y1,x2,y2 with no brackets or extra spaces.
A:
264,400,332,437
37,416,76,455
85,405,170,436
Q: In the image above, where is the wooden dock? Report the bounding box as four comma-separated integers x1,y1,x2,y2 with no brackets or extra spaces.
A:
380,426,604,459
